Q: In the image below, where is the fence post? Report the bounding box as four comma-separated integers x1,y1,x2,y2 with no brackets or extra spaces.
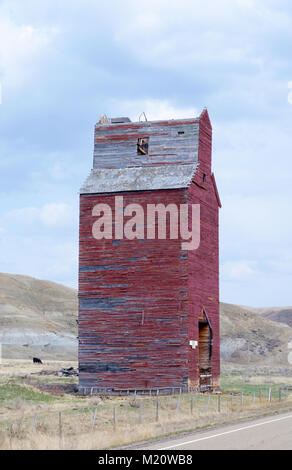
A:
206,395,211,412
17,413,24,436
138,401,143,424
253,391,255,403
156,397,159,422
9,422,13,450
176,397,181,415
32,413,38,435
240,392,243,408
191,396,194,414
91,407,97,432
218,395,221,413
268,388,272,403
113,406,117,428
279,388,282,402
58,412,63,449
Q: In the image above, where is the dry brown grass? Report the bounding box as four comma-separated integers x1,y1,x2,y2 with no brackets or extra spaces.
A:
1,360,292,450
1,391,292,450
3,399,292,450
0,359,78,378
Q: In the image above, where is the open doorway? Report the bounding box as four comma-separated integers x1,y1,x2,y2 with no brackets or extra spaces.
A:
198,320,212,390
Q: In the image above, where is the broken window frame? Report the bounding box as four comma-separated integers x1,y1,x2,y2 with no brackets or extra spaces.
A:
137,137,149,156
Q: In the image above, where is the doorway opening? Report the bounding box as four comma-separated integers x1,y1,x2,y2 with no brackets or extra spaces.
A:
198,311,213,390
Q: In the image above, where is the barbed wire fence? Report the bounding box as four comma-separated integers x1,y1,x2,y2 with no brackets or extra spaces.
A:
2,385,291,448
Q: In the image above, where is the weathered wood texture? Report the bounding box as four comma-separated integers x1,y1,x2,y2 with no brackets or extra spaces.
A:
198,323,211,370
93,119,200,169
78,109,220,392
187,110,220,388
79,189,189,390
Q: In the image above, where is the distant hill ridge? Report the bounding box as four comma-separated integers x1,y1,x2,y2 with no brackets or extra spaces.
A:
0,272,291,364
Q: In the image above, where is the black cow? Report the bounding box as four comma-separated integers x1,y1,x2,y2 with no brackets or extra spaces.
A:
33,357,43,364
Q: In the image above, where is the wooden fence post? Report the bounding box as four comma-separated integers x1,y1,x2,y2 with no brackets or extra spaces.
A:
218,395,221,412
17,413,24,436
191,396,194,414
113,407,117,428
9,422,13,450
156,397,159,422
32,413,38,434
279,388,282,402
253,391,255,403
206,395,211,412
176,397,181,415
91,407,97,432
138,401,143,424
58,412,63,449
240,392,243,408
268,388,272,403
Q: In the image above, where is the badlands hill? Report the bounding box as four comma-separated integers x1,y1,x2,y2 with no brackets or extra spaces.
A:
0,272,291,365
0,273,77,360
220,302,292,366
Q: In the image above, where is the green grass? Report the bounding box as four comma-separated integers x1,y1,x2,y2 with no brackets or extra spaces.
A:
0,383,62,406
221,374,288,399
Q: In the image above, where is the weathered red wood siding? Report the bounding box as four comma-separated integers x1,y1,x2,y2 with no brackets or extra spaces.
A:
78,109,220,392
78,189,190,391
187,111,220,388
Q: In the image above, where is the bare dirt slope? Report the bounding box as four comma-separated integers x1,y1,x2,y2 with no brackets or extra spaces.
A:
0,273,77,360
220,302,292,365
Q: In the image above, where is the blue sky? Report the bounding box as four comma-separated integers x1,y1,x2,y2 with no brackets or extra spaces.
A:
0,0,292,306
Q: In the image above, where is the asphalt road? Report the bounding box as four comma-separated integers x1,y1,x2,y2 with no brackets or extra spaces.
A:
140,412,292,450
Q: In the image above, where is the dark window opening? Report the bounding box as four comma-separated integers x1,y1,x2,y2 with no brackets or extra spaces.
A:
137,137,149,155
178,131,184,135
203,173,207,183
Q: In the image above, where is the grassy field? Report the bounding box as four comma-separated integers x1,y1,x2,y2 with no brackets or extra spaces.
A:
1,360,292,449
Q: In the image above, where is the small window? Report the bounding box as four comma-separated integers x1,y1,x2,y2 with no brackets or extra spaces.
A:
203,174,207,183
137,137,149,155
178,131,184,135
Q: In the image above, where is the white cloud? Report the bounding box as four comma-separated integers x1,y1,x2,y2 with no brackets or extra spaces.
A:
221,260,257,280
3,203,75,229
112,0,291,70
108,98,198,122
0,10,57,87
236,0,254,7
39,203,74,227
220,193,292,245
